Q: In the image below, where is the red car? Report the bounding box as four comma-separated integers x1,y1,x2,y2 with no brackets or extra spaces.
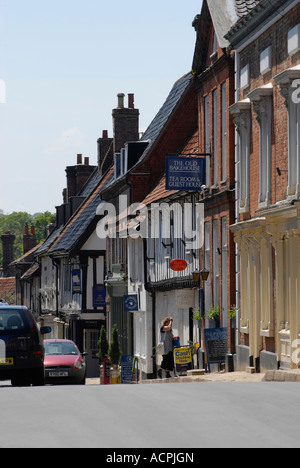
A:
44,339,87,385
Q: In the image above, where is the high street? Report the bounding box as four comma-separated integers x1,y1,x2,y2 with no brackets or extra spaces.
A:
1,381,300,449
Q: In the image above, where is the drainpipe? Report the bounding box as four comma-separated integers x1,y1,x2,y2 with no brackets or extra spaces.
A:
152,291,157,379
51,257,60,318
234,49,241,350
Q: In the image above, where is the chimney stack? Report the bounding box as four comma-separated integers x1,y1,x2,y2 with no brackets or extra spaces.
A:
46,219,56,237
128,94,134,109
66,155,96,202
112,93,139,154
97,130,113,177
23,224,37,255
1,231,15,277
117,93,125,109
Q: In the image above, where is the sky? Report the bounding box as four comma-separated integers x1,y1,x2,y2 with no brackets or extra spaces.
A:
0,0,203,215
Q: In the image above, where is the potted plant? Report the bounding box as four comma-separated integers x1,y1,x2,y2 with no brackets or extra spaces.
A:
229,305,237,329
97,326,109,384
109,324,122,384
193,308,204,323
208,306,220,327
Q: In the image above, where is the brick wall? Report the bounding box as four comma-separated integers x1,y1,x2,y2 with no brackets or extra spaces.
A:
196,22,236,351
239,1,300,215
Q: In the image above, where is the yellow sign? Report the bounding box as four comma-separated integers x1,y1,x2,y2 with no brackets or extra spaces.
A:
0,358,14,366
174,347,192,365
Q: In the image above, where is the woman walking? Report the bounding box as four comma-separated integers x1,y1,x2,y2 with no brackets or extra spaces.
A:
158,317,174,379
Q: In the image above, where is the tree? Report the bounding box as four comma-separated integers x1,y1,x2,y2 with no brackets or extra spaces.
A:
109,324,121,365
0,211,56,265
97,325,109,362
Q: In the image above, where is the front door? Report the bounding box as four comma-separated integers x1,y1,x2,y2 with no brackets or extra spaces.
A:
84,330,100,378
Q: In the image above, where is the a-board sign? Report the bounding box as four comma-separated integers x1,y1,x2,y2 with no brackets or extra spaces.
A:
204,328,228,372
173,347,193,376
121,355,136,384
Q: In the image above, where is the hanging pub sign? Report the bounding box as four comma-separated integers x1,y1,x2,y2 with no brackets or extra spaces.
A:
124,295,139,312
72,269,82,294
166,156,206,191
170,259,188,272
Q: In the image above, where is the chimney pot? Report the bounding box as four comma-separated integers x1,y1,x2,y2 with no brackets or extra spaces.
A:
102,130,108,139
128,94,134,109
117,93,125,109
77,154,82,165
84,157,89,165
25,223,29,235
31,225,35,235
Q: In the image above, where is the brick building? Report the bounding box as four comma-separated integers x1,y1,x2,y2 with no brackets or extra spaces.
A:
228,0,300,371
192,0,237,356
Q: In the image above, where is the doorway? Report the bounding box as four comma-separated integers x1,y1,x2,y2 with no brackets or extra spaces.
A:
84,329,100,378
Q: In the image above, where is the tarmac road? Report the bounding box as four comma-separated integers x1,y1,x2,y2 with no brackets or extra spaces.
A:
0,381,300,448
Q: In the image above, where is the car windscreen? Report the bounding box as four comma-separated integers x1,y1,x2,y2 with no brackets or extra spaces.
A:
0,309,32,333
44,342,79,356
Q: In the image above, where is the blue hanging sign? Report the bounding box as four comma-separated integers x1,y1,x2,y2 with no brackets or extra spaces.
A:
166,156,206,191
93,284,106,307
124,295,139,312
72,269,82,294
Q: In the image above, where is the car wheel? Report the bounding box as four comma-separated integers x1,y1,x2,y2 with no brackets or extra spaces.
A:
32,367,45,386
11,374,31,387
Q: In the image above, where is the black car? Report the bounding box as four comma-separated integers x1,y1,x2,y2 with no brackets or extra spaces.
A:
0,305,51,386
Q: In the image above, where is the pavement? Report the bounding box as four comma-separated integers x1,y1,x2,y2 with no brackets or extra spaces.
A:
86,368,300,385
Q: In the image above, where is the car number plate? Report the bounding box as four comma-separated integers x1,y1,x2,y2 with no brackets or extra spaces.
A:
49,371,68,377
0,358,14,366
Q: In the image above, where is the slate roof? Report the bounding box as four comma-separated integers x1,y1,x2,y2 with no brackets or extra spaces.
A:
48,168,114,255
194,0,261,54
235,0,260,16
11,242,43,265
79,168,101,198
135,73,193,165
34,225,63,256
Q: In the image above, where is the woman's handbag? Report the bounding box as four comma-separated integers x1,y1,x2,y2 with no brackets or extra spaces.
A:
156,332,165,355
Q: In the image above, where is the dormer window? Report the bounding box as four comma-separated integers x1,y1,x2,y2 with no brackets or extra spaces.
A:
114,153,121,179
210,32,218,60
114,141,149,180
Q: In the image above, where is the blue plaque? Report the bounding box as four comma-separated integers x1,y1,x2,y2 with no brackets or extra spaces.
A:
124,295,138,312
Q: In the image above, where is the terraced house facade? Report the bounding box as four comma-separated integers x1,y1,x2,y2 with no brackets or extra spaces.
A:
6,0,300,379
228,0,300,372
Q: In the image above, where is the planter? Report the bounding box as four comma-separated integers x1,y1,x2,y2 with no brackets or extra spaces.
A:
100,358,111,385
100,365,104,385
110,364,121,384
231,318,236,329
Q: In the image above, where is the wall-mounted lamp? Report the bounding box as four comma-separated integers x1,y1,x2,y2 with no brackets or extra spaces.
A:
192,268,210,283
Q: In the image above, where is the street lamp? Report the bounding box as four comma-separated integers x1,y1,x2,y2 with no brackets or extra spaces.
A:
193,268,210,371
192,268,210,283
192,269,210,320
